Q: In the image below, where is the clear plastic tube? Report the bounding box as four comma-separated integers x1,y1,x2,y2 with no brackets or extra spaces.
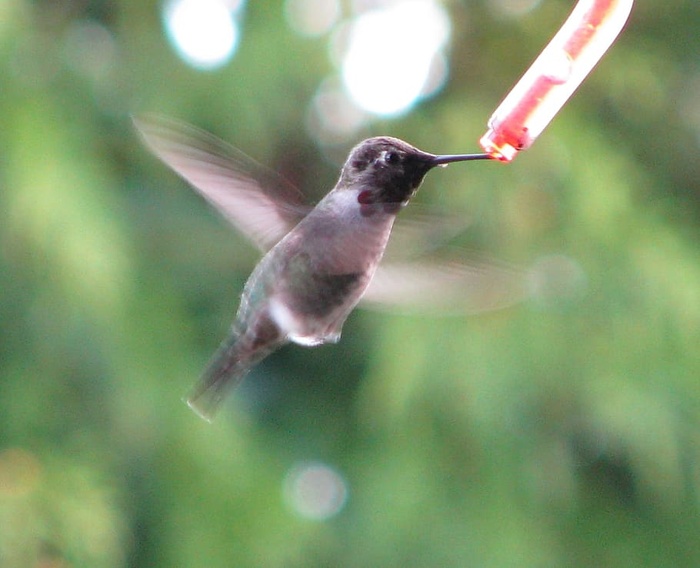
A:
480,0,634,162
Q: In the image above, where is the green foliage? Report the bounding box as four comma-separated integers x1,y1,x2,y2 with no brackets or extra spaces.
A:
1,1,700,566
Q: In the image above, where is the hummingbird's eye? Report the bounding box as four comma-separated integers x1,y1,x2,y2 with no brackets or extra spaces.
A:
383,150,400,165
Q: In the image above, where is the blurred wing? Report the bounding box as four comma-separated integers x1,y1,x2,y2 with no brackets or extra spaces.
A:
362,255,528,315
383,206,474,261
133,114,309,251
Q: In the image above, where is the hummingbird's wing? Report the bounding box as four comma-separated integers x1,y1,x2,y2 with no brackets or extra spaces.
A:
382,206,474,261
133,114,309,251
363,254,529,315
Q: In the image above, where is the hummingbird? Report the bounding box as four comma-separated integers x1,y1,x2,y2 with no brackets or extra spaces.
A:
134,115,514,421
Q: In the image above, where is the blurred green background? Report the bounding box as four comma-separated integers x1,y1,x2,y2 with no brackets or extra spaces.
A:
2,0,700,566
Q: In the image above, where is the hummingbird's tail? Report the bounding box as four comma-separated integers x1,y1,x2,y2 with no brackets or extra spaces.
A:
186,324,285,422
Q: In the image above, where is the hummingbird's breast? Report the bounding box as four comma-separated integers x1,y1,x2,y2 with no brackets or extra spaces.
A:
261,189,398,345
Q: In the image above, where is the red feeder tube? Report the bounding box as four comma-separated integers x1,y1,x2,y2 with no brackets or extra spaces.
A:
480,0,634,162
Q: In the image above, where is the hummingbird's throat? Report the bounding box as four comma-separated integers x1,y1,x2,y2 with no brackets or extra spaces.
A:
357,188,410,210
357,190,404,217
357,189,373,205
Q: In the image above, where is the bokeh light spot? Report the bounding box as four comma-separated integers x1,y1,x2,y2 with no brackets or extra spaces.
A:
340,0,451,117
489,0,543,18
528,254,588,307
163,0,243,70
283,461,348,521
285,0,341,37
307,78,369,144
62,20,117,83
0,448,42,497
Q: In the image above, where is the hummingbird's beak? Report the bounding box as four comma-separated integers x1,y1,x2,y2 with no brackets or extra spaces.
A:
431,153,492,166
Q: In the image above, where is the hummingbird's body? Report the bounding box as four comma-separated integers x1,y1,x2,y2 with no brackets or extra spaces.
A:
244,189,391,347
135,117,495,420
198,189,393,414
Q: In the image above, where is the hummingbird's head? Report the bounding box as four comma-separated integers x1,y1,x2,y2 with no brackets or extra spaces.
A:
338,137,491,210
339,137,436,206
